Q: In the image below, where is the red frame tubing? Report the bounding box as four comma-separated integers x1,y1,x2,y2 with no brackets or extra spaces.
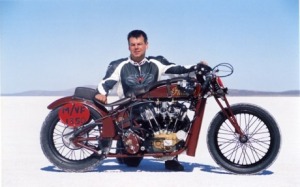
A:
186,98,207,156
214,96,244,136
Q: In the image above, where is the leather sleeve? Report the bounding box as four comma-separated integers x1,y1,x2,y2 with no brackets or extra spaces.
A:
98,58,127,95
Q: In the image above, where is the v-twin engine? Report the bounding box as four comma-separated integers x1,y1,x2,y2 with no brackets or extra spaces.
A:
121,101,191,154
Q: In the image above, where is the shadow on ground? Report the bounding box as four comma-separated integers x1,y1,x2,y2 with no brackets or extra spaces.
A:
41,158,273,175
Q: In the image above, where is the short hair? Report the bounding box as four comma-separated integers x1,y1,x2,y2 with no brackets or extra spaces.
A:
127,30,148,43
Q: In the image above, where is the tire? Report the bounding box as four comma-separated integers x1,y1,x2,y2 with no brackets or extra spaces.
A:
40,106,109,172
207,103,281,174
122,157,143,167
116,140,143,167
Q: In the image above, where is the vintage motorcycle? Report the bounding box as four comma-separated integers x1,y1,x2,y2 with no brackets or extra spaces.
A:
40,63,281,174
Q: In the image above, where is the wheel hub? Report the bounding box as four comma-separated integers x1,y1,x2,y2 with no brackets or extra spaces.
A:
239,135,248,143
62,127,85,149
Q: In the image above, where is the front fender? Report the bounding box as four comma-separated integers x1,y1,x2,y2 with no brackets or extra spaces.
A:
47,96,115,138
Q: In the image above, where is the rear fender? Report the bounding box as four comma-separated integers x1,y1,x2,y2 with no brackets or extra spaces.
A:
47,96,107,113
47,96,115,138
47,96,74,109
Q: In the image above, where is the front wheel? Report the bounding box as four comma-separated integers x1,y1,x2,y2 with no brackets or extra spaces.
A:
207,103,281,174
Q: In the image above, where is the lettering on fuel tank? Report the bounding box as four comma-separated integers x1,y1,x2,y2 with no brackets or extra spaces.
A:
58,103,90,127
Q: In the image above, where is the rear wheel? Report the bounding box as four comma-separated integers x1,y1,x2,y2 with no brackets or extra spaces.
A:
40,106,110,172
207,103,281,174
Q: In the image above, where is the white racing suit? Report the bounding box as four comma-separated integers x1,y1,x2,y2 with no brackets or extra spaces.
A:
97,56,195,98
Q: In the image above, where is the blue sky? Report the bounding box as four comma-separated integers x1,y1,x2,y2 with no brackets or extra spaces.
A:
1,0,299,94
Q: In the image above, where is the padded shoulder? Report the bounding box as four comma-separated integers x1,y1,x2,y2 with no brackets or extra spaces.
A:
109,57,128,69
103,58,128,79
148,56,174,65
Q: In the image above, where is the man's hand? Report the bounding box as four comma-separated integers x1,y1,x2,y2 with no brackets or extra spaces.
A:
95,94,107,104
199,60,208,65
197,61,212,74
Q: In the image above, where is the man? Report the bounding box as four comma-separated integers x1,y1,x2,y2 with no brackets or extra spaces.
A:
96,30,207,171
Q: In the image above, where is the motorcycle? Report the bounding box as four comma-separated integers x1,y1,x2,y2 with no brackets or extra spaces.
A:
40,63,281,174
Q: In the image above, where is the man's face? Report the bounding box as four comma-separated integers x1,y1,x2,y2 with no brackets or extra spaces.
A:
128,36,148,62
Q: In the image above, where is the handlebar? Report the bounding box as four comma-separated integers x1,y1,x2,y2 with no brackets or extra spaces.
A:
196,63,234,96
211,63,234,77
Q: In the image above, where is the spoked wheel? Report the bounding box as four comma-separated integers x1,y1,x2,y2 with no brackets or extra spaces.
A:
40,106,110,172
207,103,281,174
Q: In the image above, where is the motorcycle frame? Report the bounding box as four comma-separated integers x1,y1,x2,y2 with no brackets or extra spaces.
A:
48,80,242,159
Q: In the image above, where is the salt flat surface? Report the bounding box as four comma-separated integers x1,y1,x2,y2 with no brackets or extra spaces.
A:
1,96,300,187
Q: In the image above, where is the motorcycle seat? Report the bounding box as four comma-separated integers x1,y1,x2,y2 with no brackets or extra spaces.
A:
73,87,97,100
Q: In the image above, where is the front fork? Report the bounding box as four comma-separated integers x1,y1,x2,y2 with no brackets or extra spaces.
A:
214,95,244,136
